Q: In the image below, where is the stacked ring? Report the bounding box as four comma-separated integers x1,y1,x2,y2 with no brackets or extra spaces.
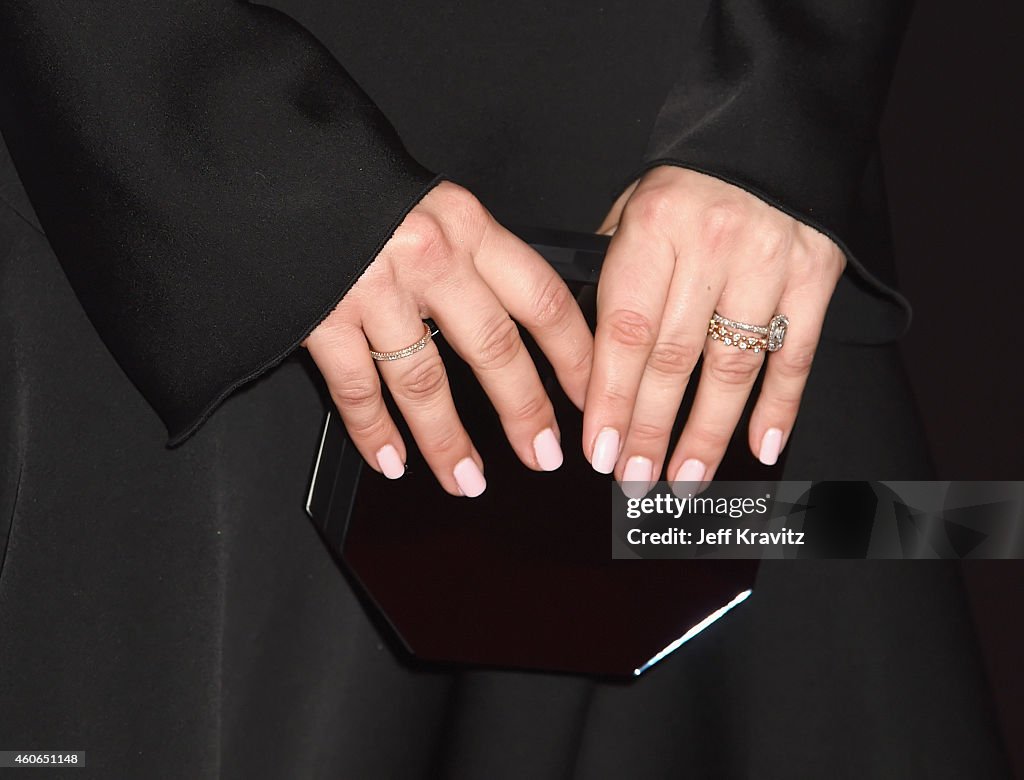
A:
707,313,789,353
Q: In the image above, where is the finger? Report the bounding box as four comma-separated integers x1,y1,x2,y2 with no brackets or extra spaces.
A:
366,295,486,498
584,220,676,474
473,223,593,411
667,279,785,487
615,264,723,497
747,279,832,466
425,263,565,473
304,320,408,482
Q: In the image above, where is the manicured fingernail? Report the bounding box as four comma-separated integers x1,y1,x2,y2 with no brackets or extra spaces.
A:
591,427,620,474
758,428,784,466
674,458,706,484
622,456,653,498
376,444,406,479
453,457,487,497
533,428,563,471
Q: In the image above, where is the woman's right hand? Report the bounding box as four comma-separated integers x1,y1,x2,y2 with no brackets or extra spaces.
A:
303,182,594,497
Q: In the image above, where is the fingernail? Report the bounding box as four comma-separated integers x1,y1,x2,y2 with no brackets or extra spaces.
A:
533,428,563,471
376,444,406,480
591,427,620,474
453,457,487,497
674,458,706,484
758,428,784,466
622,456,653,498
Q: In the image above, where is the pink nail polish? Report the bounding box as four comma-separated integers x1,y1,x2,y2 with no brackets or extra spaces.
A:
622,456,653,498
453,457,487,497
591,428,620,474
758,428,784,466
376,444,406,480
533,428,563,471
674,458,706,485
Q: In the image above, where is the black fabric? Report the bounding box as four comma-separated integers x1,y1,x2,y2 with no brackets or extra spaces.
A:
0,0,440,444
0,1,1012,778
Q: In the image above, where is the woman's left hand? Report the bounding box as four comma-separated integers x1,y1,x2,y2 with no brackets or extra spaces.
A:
585,165,846,493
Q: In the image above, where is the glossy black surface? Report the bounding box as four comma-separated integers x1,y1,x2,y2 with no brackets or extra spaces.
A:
341,402,762,677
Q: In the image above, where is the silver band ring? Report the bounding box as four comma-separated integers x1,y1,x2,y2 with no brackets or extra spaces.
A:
710,312,769,335
369,322,435,362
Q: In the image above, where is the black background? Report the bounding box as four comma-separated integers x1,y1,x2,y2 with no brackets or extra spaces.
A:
881,0,1023,772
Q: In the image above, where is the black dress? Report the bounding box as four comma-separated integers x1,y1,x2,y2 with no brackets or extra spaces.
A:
0,0,1011,777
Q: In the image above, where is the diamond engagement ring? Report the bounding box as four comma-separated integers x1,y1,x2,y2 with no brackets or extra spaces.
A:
369,322,436,361
708,313,789,353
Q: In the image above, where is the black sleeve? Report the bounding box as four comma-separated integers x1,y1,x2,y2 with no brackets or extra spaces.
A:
0,0,443,445
631,0,915,338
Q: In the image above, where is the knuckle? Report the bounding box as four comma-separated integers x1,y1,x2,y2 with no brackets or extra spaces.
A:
688,422,732,450
704,351,761,386
434,181,483,216
698,199,746,249
474,314,522,370
766,386,803,411
330,375,380,409
531,274,574,329
429,182,489,246
597,382,633,409
802,232,845,279
646,340,702,378
753,222,790,260
396,352,448,400
342,410,390,440
605,308,657,350
803,225,840,257
504,392,549,424
777,345,816,377
630,419,671,444
788,246,823,284
564,339,594,379
394,212,451,266
452,188,488,229
626,186,677,232
423,424,464,458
